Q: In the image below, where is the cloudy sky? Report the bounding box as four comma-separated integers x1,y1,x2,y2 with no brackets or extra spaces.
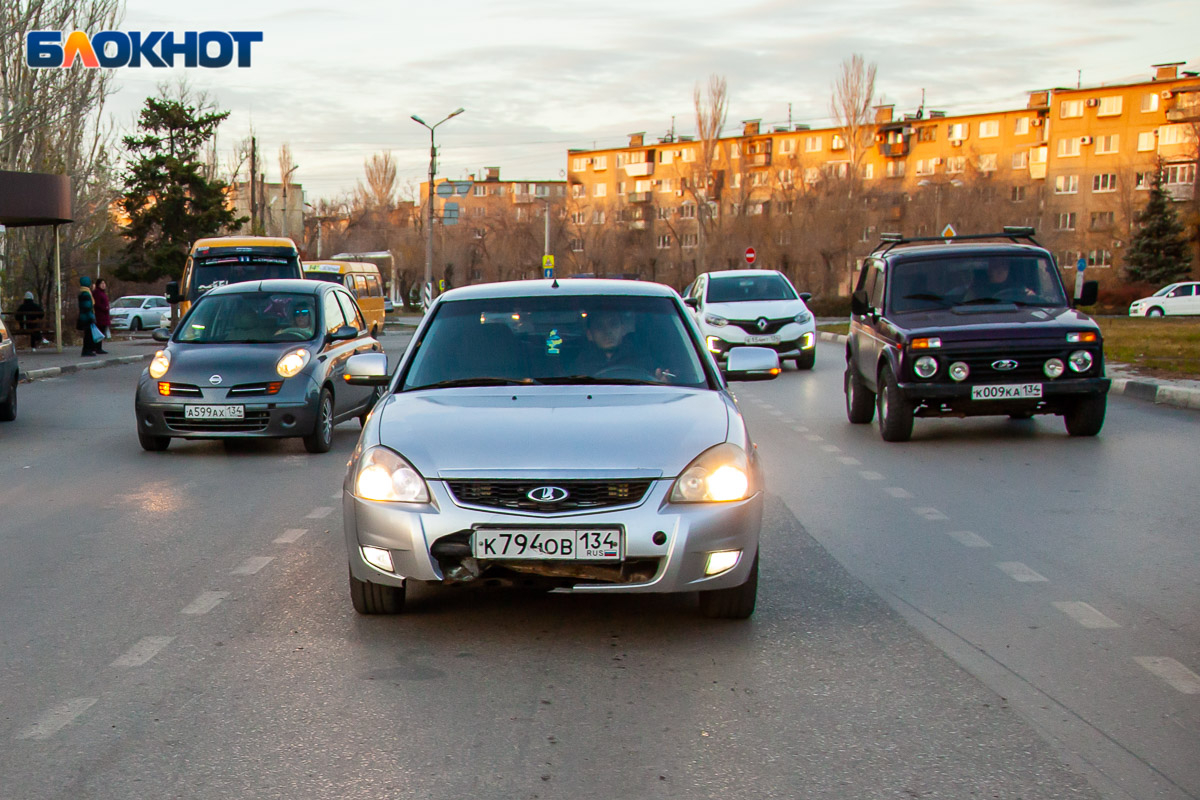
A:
108,0,1198,202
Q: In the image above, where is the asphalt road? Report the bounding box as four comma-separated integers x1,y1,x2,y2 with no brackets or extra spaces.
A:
0,330,1193,799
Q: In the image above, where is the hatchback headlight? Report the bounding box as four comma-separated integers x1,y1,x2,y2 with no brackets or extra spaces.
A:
353,447,429,503
914,355,938,379
149,349,171,379
703,313,729,327
670,443,751,503
276,348,311,378
1068,350,1094,373
794,310,813,325
1044,358,1065,379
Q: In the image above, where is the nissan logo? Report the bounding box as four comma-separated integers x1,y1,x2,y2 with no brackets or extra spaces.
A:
208,374,223,385
756,317,769,332
991,360,1019,371
527,486,569,503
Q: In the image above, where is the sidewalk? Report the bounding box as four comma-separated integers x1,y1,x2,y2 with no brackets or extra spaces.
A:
14,335,160,383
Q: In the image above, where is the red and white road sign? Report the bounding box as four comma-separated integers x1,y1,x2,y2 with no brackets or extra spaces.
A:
744,247,756,265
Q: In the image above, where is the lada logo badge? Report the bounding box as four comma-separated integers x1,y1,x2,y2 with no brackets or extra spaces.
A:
527,486,568,503
756,317,769,332
992,360,1019,371
209,374,223,385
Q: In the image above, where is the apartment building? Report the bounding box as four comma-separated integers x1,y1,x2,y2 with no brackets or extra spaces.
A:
419,167,566,230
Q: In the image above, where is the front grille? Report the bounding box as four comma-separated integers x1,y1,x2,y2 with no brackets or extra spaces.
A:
163,409,270,433
227,382,282,397
922,346,1098,383
728,317,792,335
445,479,654,512
161,383,203,397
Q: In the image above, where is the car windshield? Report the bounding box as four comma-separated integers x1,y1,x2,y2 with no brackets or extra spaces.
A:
1152,285,1177,297
112,297,147,309
189,253,301,300
888,255,1068,313
706,274,797,303
401,294,709,390
175,292,319,344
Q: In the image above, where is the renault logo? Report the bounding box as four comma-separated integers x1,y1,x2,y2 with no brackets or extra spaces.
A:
527,486,569,503
209,374,223,385
756,317,769,332
991,360,1019,371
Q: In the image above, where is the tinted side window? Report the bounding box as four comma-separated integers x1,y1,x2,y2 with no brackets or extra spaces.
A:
869,262,886,309
336,291,366,331
858,262,877,303
366,275,383,297
323,293,347,334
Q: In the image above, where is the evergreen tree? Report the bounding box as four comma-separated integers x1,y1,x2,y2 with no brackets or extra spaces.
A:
116,95,247,283
1124,165,1192,285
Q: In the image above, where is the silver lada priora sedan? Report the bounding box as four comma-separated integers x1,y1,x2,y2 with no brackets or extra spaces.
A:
341,279,780,619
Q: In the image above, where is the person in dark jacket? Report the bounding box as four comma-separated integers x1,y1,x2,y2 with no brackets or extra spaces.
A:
93,278,112,349
14,291,50,349
77,276,100,356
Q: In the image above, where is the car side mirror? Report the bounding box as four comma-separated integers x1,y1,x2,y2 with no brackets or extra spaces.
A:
165,281,181,304
1075,281,1099,308
151,328,171,342
328,324,359,343
724,346,781,381
851,289,870,316
683,296,699,309
799,292,812,303
343,352,391,386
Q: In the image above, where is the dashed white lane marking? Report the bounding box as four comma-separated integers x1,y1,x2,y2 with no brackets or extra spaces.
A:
231,556,274,575
111,636,175,668
912,506,948,521
16,698,98,740
838,456,861,465
1135,657,1200,694
860,471,884,480
792,426,809,433
995,562,1049,583
275,528,309,544
820,445,841,453
805,434,824,442
884,487,913,499
330,492,342,500
945,530,992,548
181,592,229,615
1053,601,1121,629
767,409,784,416
306,506,334,519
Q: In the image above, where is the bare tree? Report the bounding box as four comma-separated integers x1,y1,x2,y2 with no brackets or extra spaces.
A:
356,151,398,212
831,55,878,186
687,74,729,278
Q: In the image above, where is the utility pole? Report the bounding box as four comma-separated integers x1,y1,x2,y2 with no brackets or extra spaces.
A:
411,108,465,309
249,136,256,234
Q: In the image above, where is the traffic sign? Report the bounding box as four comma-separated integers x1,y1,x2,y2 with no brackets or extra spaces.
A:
1076,256,1087,272
745,247,756,265
941,224,957,238
542,255,555,268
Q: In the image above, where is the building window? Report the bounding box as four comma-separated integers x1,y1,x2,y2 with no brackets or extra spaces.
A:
617,182,625,196
1055,175,1079,194
778,167,793,186
659,178,673,193
832,134,846,149
1159,124,1194,146
1056,212,1077,230
979,120,1000,138
571,158,586,172
1097,96,1123,116
748,202,765,216
778,138,795,155
1092,173,1117,192
570,211,586,225
657,207,671,220
781,201,794,215
805,135,822,152
917,126,936,142
1141,93,1159,113
634,179,653,193
1090,211,1115,230
946,156,966,174
571,184,585,199
804,166,821,183
777,231,792,246
493,185,506,196
657,234,672,249
1030,146,1048,165
1011,185,1027,202
731,173,742,189
1095,134,1119,155
1014,117,1030,135
658,150,673,164
947,122,968,141
682,233,698,248
1060,100,1084,118
1012,151,1028,169
536,184,549,196
751,171,769,186
569,238,584,252
593,184,606,198
1057,138,1081,157
1137,131,1156,151
862,163,874,179
1164,163,1197,186
474,185,486,196
472,206,485,217
681,148,696,163
915,158,936,176
885,160,905,178
680,204,696,219
978,153,998,172
729,143,740,160
1135,172,1152,190
1088,249,1112,267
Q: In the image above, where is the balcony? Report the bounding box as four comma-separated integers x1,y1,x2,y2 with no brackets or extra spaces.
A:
629,220,648,231
879,141,908,158
623,162,654,177
747,153,772,167
511,193,535,204
628,192,652,203
1166,183,1195,202
1166,107,1200,122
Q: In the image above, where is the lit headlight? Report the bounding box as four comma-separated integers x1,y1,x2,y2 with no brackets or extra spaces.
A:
1044,358,1065,378
703,313,729,327
670,443,751,503
949,361,969,382
353,446,429,503
149,349,171,379
1068,350,1094,372
276,348,311,378
914,355,938,379
794,310,813,324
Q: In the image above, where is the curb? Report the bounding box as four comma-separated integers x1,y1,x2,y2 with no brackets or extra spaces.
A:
18,353,153,384
816,329,1200,413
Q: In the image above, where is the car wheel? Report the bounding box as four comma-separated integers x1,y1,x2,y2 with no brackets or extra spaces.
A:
698,551,758,620
303,388,335,453
130,316,142,332
0,378,16,422
137,423,170,451
350,567,405,614
370,324,379,338
359,386,383,427
845,366,875,424
794,349,816,370
876,365,914,442
1063,394,1106,437
1147,307,1164,318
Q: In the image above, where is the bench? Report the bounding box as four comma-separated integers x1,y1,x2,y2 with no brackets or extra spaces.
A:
1,311,52,349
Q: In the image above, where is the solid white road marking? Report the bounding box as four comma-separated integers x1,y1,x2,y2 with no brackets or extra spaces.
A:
231,556,274,575
181,592,229,615
16,698,98,740
945,530,992,548
305,506,333,519
996,562,1049,583
884,487,913,499
1053,602,1121,629
912,506,948,521
274,528,309,544
1134,657,1200,694
111,636,175,668
860,471,884,480
837,456,861,465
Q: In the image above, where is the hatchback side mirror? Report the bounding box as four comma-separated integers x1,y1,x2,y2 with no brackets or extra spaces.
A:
165,281,181,304
724,346,781,381
683,296,699,309
851,289,870,316
799,292,812,303
151,328,171,342
328,324,358,343
343,352,391,386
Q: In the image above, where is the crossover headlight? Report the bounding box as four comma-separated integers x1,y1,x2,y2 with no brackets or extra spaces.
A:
794,310,813,324
276,348,311,378
1043,358,1065,379
703,313,729,327
1068,350,1094,373
148,349,171,379
670,443,751,503
353,446,429,503
914,355,938,379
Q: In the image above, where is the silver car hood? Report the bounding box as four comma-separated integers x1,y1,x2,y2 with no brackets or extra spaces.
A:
373,386,733,478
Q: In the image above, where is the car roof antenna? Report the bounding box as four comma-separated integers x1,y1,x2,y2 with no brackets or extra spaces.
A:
551,277,560,289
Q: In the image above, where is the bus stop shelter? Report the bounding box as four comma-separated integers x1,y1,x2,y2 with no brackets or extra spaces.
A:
0,170,73,352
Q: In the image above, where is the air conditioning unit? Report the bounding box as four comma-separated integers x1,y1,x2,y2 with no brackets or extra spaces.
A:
1086,98,1099,107
1080,136,1093,145
675,189,684,197
1162,89,1173,99
1031,118,1044,127
950,139,963,147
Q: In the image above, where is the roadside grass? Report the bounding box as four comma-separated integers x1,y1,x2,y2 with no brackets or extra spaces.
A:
817,322,849,335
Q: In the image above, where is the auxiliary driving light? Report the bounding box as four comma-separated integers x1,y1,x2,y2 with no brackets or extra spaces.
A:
949,361,970,382
705,550,741,576
914,356,938,379
361,546,394,573
1068,350,1093,373
1043,358,1065,379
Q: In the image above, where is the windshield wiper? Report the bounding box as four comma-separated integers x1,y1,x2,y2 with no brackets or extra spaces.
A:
409,377,541,389
535,375,661,386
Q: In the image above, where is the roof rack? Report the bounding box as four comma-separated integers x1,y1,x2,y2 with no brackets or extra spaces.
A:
871,227,1041,255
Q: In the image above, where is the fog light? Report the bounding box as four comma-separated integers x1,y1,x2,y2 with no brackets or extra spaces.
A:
706,336,722,353
361,546,394,573
1044,358,1065,378
914,355,938,379
949,361,969,382
1068,350,1093,372
801,332,815,349
705,550,741,576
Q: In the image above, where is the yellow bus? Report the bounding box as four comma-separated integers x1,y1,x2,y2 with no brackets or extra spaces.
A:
303,260,386,336
168,237,304,317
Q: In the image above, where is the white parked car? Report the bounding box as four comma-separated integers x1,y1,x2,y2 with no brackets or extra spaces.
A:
1128,282,1200,317
110,295,171,331
684,269,817,369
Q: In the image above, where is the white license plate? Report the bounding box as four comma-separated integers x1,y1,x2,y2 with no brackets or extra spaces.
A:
472,528,622,561
185,404,245,419
744,334,781,345
971,383,1043,400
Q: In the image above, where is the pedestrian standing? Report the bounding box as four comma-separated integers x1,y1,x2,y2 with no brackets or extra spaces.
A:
93,278,112,349
77,276,100,357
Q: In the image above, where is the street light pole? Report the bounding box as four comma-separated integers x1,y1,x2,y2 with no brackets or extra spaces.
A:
411,108,464,308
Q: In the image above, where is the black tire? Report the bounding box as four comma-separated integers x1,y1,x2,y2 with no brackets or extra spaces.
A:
1063,394,1106,437
370,324,379,338
845,366,875,424
350,567,405,614
698,551,758,619
1008,411,1034,420
303,388,335,453
1147,307,1164,318
876,365,914,442
137,423,170,451
794,349,816,370
0,378,16,422
130,316,142,332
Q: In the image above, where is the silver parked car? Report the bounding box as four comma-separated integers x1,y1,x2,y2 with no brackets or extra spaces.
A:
110,294,171,331
134,279,382,452
340,279,781,619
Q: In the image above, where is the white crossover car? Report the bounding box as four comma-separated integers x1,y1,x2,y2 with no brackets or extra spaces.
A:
684,269,817,369
1128,282,1200,317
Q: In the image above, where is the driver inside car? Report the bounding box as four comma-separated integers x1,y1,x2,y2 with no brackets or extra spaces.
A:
573,308,674,382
